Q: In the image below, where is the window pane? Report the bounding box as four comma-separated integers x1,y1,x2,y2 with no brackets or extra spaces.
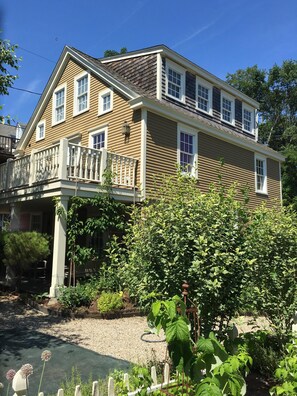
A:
197,84,209,112
243,109,252,131
222,97,232,122
168,68,182,99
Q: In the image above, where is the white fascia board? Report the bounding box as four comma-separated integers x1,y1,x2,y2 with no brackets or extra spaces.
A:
129,97,285,162
100,47,164,63
161,48,259,109
19,46,140,151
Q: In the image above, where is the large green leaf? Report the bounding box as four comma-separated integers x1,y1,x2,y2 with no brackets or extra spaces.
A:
197,337,215,354
166,317,190,343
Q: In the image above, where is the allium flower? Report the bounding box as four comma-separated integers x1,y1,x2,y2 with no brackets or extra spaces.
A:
20,364,33,378
0,382,4,389
41,350,52,362
5,369,16,382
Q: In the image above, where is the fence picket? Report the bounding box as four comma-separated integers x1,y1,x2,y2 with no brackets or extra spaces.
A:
151,366,157,386
74,384,82,396
123,372,129,391
108,377,115,396
164,362,170,384
92,380,99,396
57,389,64,396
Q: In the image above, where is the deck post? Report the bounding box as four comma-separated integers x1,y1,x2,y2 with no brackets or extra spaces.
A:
49,196,69,297
58,138,69,180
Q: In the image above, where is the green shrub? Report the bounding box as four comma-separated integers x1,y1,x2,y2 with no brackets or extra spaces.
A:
97,291,123,314
244,205,297,334
242,330,287,379
270,338,297,395
58,282,98,309
119,172,250,336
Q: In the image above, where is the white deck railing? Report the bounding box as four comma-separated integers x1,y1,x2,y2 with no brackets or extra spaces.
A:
0,138,137,191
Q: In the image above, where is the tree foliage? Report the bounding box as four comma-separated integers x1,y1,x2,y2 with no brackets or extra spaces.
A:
103,47,128,57
226,60,297,209
0,38,20,122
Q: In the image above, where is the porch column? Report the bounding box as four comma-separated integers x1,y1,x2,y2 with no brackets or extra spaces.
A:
10,203,21,231
49,196,69,297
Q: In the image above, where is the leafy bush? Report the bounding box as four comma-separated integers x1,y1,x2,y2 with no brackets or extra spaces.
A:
97,291,123,314
241,331,287,379
58,281,98,309
120,173,250,336
270,338,297,395
3,231,50,288
244,205,297,334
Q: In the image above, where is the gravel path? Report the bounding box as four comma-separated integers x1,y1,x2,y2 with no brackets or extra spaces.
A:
0,293,167,365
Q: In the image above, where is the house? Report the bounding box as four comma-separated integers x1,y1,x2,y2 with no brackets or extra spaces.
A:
0,45,284,297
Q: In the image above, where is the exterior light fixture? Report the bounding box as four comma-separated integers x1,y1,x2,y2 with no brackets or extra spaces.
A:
122,121,131,137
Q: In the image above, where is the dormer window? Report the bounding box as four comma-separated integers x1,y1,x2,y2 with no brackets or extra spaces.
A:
243,105,255,134
196,78,212,115
166,60,185,102
221,92,235,125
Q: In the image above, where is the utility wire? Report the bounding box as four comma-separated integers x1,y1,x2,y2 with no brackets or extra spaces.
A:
10,86,42,96
18,46,55,63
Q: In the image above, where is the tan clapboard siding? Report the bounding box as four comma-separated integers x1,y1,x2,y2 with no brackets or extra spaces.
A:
146,111,177,194
24,59,142,186
198,132,281,208
145,113,281,207
267,158,281,205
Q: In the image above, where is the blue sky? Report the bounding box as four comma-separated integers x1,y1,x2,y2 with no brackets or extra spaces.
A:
1,0,296,124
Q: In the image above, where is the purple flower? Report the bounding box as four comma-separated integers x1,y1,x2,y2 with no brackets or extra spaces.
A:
41,350,52,362
5,369,16,382
20,364,33,379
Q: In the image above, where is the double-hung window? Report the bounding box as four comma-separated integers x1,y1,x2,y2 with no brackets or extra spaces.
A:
242,105,255,134
177,126,198,177
74,72,89,115
166,60,185,102
99,88,113,115
53,84,66,125
36,120,45,141
255,155,267,194
196,78,212,115
221,93,234,125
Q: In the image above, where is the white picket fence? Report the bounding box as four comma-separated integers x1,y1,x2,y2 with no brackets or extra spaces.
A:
13,363,173,396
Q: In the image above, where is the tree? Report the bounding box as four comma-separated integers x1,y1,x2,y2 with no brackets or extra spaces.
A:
103,47,127,57
0,38,20,123
226,60,297,208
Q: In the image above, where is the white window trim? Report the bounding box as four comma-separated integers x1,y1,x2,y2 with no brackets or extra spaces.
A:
73,70,90,116
221,91,235,126
36,119,46,142
88,126,108,150
196,77,213,116
52,83,67,126
255,154,267,195
177,124,198,178
242,104,255,135
165,59,186,103
98,87,113,116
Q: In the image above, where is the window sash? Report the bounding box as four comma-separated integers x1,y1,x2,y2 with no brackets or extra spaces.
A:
256,158,266,192
102,93,111,112
92,132,105,150
77,75,88,112
243,109,252,132
55,89,65,122
168,68,182,99
222,97,232,123
38,124,44,139
180,131,194,173
197,84,209,112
